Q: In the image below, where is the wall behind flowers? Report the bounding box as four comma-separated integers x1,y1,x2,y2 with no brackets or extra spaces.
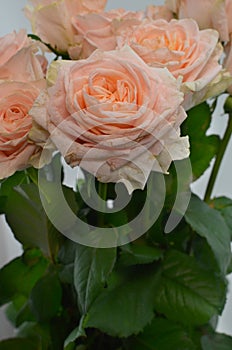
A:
0,0,231,340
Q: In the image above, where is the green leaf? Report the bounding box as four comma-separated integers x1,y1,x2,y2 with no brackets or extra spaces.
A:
25,167,39,185
201,333,232,350
4,180,65,260
4,183,51,255
5,295,26,320
0,171,27,196
29,270,62,322
64,315,87,348
64,344,76,350
58,239,77,265
0,171,28,214
17,322,51,349
182,102,220,179
227,255,232,274
0,250,48,307
86,265,160,337
0,196,7,214
211,196,232,238
192,236,221,274
153,250,227,326
74,245,116,314
185,194,231,274
128,317,197,350
5,295,35,327
119,243,163,266
15,300,36,327
59,264,74,285
0,338,40,350
58,239,77,284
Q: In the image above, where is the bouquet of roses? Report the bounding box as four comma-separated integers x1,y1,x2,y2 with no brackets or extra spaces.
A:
0,0,232,349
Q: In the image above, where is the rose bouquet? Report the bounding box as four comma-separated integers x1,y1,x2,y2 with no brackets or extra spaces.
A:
0,0,232,349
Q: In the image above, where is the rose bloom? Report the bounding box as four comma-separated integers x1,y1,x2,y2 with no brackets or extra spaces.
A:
118,18,230,110
0,29,48,81
165,0,229,41
0,45,46,82
25,0,107,58
0,29,30,68
71,9,144,59
0,81,46,179
30,47,189,193
0,30,48,179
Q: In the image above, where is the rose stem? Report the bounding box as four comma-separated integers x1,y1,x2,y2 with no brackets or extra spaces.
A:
204,100,232,203
98,181,108,226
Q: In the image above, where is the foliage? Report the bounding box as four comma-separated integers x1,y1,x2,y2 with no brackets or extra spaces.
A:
0,98,231,349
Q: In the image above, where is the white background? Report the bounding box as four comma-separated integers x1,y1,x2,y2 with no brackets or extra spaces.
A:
0,0,232,340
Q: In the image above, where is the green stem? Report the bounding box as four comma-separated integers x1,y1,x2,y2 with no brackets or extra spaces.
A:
98,181,108,226
185,228,196,255
204,113,232,202
27,34,70,59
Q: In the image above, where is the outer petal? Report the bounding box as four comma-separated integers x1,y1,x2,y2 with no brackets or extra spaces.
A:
28,90,56,168
146,5,173,21
0,144,36,179
182,69,232,110
0,29,29,67
224,38,232,94
165,0,181,13
212,0,229,41
28,2,76,53
0,45,45,81
166,0,229,41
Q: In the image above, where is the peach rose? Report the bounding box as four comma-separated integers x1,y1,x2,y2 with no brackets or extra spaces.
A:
118,19,230,110
0,30,48,81
0,81,46,179
0,29,30,68
71,9,144,59
0,45,46,82
30,47,189,193
25,0,107,58
0,30,49,179
165,0,229,41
